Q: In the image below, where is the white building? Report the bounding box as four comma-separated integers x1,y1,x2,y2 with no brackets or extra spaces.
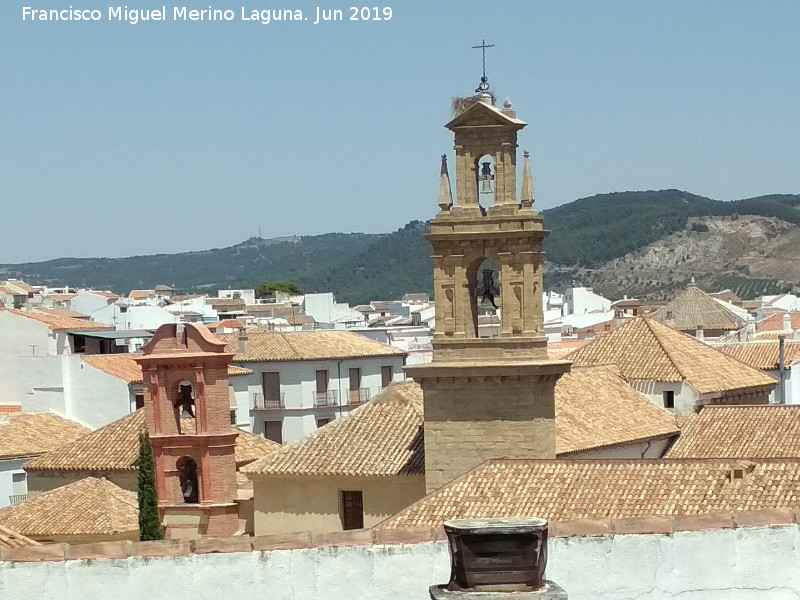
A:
303,293,364,328
218,330,407,443
562,286,611,317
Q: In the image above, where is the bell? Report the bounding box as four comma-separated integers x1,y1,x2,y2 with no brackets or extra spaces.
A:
479,161,494,194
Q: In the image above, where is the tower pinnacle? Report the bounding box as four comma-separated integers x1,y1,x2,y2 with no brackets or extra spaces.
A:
521,150,535,209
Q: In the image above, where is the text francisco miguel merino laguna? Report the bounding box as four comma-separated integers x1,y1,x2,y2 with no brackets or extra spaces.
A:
22,6,394,24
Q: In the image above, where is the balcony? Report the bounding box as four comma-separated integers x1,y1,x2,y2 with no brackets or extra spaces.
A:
9,493,27,505
314,390,339,407
347,388,371,405
252,392,285,410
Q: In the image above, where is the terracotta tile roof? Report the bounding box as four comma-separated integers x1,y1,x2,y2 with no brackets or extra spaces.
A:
154,285,174,292
8,309,113,332
754,331,795,340
575,318,619,335
716,341,800,370
205,319,245,331
217,330,406,362
556,366,679,455
85,291,120,300
242,382,424,477
709,290,742,306
0,477,138,538
82,354,251,384
665,405,800,459
25,410,279,472
47,293,77,302
128,290,155,300
547,340,589,360
569,317,776,394
650,284,745,332
35,308,90,320
2,281,38,294
0,413,89,460
756,312,800,332
243,372,677,477
0,286,26,296
375,458,800,529
0,524,39,548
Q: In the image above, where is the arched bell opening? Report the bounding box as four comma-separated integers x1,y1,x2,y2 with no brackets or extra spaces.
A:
176,456,199,504
467,257,501,338
475,154,496,215
174,380,197,434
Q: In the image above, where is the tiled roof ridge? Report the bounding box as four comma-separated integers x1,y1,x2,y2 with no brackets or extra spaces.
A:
557,430,679,457
2,508,797,562
641,316,685,379
24,411,143,472
480,457,800,465
698,403,800,410
102,478,140,532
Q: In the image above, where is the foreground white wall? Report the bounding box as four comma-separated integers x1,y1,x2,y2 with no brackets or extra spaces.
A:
1,525,799,600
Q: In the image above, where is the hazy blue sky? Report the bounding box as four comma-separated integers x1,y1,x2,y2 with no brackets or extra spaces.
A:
2,1,799,262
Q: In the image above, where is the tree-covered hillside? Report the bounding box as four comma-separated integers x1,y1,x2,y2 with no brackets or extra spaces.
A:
2,190,799,304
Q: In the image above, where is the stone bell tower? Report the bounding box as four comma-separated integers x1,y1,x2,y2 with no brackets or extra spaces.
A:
406,78,571,493
135,323,239,539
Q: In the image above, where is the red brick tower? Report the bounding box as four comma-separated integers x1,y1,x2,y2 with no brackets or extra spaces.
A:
135,323,239,539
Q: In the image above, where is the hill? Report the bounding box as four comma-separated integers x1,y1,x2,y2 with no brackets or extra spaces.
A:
3,190,800,304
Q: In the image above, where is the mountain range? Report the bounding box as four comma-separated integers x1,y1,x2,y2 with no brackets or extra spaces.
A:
3,190,799,304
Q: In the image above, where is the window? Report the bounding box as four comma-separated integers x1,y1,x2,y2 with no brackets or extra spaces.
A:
317,417,332,428
230,409,237,425
261,371,282,408
349,368,362,404
11,473,26,495
264,420,283,444
72,335,86,354
663,390,675,409
381,365,394,389
340,490,364,530
135,394,145,410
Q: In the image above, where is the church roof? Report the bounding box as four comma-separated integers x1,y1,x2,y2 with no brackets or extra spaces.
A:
445,97,526,130
25,410,279,472
0,477,138,539
650,284,745,332
665,405,800,459
217,330,406,362
569,317,776,394
555,365,678,455
242,368,678,478
242,382,425,477
375,458,800,529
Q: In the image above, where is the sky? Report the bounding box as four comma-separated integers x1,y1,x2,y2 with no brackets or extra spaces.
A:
1,1,799,263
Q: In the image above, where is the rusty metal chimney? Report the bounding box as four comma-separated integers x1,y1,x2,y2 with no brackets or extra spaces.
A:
430,518,567,599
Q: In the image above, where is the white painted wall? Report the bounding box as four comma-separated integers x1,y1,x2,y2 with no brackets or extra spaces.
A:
63,358,134,429
0,458,28,509
69,292,113,317
91,305,180,330
303,293,363,327
631,380,696,415
563,287,612,317
1,526,799,599
239,355,407,442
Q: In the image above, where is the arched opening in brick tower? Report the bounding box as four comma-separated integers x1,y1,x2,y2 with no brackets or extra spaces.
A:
176,456,199,504
467,256,500,339
475,154,496,214
175,380,196,434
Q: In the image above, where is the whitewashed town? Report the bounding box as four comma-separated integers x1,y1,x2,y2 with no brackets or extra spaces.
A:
3,10,800,597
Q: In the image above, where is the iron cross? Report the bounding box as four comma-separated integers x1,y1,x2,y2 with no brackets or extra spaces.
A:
472,39,495,79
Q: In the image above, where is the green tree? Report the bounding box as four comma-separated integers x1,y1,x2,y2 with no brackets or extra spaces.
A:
255,281,304,297
137,431,163,541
